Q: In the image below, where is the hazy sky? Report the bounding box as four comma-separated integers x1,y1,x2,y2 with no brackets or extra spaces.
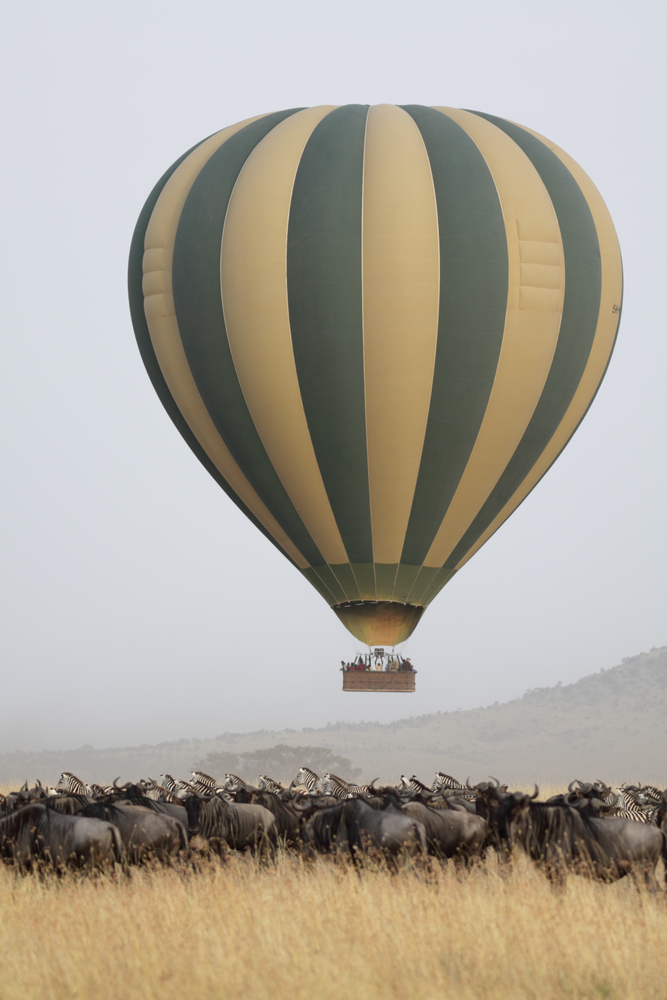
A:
1,1,665,753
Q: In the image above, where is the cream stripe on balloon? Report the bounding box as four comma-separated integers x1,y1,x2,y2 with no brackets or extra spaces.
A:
453,124,622,573
141,116,311,569
362,104,440,568
421,107,565,569
220,105,350,567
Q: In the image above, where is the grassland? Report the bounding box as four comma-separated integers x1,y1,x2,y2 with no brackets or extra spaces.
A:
1,852,667,1000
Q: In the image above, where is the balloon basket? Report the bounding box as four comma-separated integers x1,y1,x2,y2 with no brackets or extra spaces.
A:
342,672,415,693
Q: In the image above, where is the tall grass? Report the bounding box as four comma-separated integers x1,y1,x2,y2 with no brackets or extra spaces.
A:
0,854,666,1000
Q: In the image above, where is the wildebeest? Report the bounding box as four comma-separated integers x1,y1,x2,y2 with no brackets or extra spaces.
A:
301,798,427,862
183,795,276,853
233,788,302,847
499,790,667,886
0,803,123,869
73,802,187,862
401,800,487,860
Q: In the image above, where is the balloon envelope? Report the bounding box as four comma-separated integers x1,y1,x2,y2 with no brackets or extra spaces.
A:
129,105,622,646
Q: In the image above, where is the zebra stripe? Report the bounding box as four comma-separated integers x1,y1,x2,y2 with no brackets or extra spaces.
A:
293,767,319,791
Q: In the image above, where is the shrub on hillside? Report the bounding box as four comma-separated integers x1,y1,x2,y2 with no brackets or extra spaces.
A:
195,744,361,783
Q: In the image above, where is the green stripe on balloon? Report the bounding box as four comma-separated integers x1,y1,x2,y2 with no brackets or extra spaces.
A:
412,565,457,606
392,563,422,603
287,104,374,566
398,105,509,566
300,567,338,604
444,113,603,569
128,136,297,565
328,562,362,602
171,109,326,568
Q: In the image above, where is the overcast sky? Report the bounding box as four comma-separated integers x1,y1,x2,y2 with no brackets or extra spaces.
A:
1,1,665,753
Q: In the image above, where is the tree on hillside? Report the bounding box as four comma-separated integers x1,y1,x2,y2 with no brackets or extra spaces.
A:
195,744,361,783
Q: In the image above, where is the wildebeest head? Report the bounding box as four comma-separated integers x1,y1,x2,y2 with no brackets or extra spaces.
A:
475,782,538,852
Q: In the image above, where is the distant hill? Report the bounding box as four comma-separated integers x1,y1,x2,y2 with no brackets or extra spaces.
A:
1,647,665,786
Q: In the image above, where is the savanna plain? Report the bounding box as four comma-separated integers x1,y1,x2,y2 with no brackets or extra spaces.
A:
1,784,666,1000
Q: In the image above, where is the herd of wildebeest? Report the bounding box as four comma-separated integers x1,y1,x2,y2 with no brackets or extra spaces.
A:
2,767,667,887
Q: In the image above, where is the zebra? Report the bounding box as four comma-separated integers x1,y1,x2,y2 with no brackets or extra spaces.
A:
293,767,319,792
400,774,431,795
160,774,195,799
257,775,284,794
191,771,219,793
617,787,656,823
602,787,654,823
57,772,87,795
223,773,246,793
347,780,377,797
431,771,477,802
316,773,350,799
431,771,468,793
86,783,109,799
623,783,663,811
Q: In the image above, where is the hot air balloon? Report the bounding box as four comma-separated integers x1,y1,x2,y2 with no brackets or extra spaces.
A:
128,104,622,667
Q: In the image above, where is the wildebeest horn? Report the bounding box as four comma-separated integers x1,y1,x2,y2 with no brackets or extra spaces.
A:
489,776,500,789
568,781,577,794
113,777,122,789
530,784,539,799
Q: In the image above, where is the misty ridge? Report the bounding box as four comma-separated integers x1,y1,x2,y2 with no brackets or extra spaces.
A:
1,646,665,786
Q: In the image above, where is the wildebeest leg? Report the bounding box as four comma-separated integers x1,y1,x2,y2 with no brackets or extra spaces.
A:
255,828,276,865
629,861,660,893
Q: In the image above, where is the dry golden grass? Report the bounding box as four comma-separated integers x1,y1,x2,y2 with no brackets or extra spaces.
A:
0,854,666,1000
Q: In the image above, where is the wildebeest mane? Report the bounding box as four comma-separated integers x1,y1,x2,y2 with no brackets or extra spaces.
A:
198,797,243,843
74,801,126,825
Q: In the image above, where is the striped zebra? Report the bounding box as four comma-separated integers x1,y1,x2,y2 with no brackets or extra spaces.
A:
191,771,219,793
639,784,663,803
624,784,663,811
160,774,195,798
57,772,87,795
603,788,653,823
316,773,350,799
431,771,477,801
431,771,467,793
257,775,284,794
223,773,246,793
347,780,377,797
293,767,319,792
86,783,109,799
400,774,431,795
